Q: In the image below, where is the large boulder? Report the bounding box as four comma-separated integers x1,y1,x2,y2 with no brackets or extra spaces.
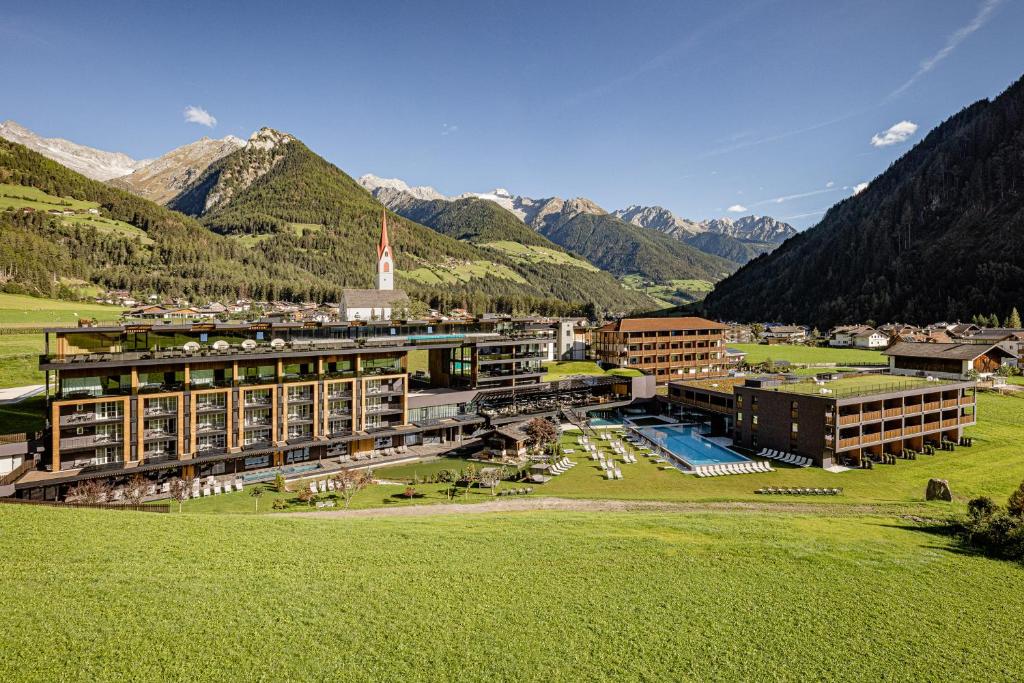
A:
926,478,953,502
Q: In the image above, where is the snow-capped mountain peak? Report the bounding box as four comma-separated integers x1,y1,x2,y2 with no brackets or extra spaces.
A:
358,174,446,201
0,120,150,181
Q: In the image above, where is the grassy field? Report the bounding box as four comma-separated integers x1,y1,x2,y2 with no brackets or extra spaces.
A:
177,392,1024,517
2,504,1023,681
1,183,151,245
480,240,600,271
0,293,126,325
404,259,527,286
542,360,642,380
732,342,886,366
0,333,45,388
0,394,46,433
621,275,716,307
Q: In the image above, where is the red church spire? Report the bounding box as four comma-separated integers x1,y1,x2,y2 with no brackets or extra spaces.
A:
377,208,390,259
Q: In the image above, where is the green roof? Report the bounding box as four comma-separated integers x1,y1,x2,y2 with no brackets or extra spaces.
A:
762,374,963,399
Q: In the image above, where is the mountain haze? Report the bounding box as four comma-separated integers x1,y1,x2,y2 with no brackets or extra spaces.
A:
703,74,1024,328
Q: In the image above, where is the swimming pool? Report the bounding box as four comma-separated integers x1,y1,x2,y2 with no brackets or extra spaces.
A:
638,425,749,467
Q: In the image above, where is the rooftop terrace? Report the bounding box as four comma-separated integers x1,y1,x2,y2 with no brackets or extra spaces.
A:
760,374,966,399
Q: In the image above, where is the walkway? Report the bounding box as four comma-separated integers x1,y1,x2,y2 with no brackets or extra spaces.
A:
283,496,889,519
0,385,44,404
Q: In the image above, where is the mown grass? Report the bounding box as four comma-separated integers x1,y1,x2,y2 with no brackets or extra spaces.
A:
480,240,600,271
404,260,526,286
732,342,885,366
0,333,45,388
1,504,1022,681
179,393,1024,517
0,293,125,324
0,394,46,433
542,360,642,380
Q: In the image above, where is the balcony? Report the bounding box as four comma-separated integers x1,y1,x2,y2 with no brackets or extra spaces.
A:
904,404,922,414
143,428,176,441
240,375,277,386
327,391,353,400
138,382,184,395
861,433,882,445
286,414,314,424
190,378,233,390
861,410,882,422
329,408,351,418
941,418,959,429
144,406,178,418
923,401,941,412
904,425,922,435
244,417,271,427
942,399,959,409
59,433,122,451
195,402,227,413
57,387,131,400
839,414,860,426
244,396,272,407
883,408,902,418
242,438,272,450
883,428,902,440
838,436,860,449
59,411,122,427
960,415,974,424
195,423,227,435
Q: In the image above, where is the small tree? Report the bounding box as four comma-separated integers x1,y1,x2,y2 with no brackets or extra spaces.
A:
968,496,998,521
66,479,111,505
403,485,417,499
124,475,149,505
1006,307,1022,329
249,486,264,513
333,469,371,509
1007,482,1024,518
169,477,190,513
273,472,287,493
524,417,557,455
296,486,316,507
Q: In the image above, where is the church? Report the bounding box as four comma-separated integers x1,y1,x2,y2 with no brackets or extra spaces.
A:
339,210,409,322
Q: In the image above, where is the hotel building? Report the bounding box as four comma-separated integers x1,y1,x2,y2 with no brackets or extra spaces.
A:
592,317,729,383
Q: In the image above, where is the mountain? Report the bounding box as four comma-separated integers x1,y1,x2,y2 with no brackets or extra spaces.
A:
0,120,149,181
109,135,245,203
358,174,445,201
0,137,329,302
611,205,797,264
703,74,1024,329
167,129,651,314
368,180,735,285
703,215,796,243
611,205,705,238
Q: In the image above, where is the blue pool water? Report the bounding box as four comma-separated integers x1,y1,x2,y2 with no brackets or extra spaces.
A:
589,417,622,427
639,425,749,467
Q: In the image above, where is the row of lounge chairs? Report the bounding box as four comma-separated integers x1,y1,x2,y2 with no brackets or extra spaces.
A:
188,476,243,498
756,487,842,496
549,457,576,475
757,449,812,467
695,461,773,477
605,467,624,480
309,479,335,494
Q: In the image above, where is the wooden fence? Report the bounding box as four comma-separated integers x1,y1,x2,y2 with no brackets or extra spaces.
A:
0,498,170,513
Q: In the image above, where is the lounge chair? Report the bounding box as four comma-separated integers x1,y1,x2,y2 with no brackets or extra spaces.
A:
327,479,336,491
615,468,623,479
212,484,221,495
605,470,614,480
202,487,211,497
234,480,243,492
309,482,318,494
318,480,327,492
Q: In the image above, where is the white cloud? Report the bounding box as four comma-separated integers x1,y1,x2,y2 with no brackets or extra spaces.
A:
759,187,838,205
782,209,827,220
825,181,835,188
888,0,1004,99
871,120,918,147
852,182,869,195
184,105,217,128
726,204,748,213
441,123,459,136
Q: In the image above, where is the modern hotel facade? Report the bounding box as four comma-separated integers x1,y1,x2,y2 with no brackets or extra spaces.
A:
14,317,651,499
592,317,729,383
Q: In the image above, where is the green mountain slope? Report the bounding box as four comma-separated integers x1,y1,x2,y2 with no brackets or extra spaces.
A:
683,231,773,264
703,74,1024,328
169,129,652,314
370,194,651,310
536,210,737,283
0,139,329,302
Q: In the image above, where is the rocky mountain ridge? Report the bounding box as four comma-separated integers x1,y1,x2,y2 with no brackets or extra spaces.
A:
0,120,149,181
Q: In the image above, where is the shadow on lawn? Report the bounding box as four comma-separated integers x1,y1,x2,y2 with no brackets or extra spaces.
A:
880,518,988,559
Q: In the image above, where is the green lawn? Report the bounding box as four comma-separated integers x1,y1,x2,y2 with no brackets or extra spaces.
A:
0,394,46,433
732,342,886,366
178,392,1024,517
621,275,716,307
2,504,1023,681
403,260,527,286
0,293,126,325
480,240,600,271
542,360,642,380
0,333,45,388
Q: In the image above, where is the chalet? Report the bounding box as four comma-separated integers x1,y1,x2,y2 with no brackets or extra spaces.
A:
830,325,889,349
884,341,1017,380
763,325,807,344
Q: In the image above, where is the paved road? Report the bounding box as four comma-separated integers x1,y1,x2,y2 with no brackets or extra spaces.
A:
0,385,44,404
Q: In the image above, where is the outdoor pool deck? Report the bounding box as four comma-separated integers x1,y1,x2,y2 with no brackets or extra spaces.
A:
632,423,750,471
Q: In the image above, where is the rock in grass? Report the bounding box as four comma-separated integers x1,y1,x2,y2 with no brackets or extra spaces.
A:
926,478,953,502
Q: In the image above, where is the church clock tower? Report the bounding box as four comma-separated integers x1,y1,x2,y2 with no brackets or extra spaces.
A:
376,208,394,291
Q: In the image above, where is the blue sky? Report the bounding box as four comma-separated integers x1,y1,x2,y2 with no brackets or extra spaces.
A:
2,0,1022,228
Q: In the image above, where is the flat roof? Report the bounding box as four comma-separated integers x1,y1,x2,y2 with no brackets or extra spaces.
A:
884,341,1016,360
669,377,747,394
751,374,965,399
598,316,727,333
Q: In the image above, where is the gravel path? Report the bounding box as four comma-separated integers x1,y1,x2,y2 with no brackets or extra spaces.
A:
281,497,891,519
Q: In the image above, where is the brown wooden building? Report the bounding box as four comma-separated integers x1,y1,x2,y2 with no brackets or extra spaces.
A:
592,317,728,384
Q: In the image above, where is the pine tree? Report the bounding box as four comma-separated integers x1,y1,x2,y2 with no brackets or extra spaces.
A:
1006,307,1021,329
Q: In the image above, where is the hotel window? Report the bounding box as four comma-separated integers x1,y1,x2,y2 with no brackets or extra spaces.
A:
791,422,799,433
736,412,743,422
751,415,758,426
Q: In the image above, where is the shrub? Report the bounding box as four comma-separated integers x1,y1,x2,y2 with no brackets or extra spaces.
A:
1007,483,1024,517
274,472,287,494
968,496,997,521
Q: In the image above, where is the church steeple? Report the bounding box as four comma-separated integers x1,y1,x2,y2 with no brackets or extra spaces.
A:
376,208,394,291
